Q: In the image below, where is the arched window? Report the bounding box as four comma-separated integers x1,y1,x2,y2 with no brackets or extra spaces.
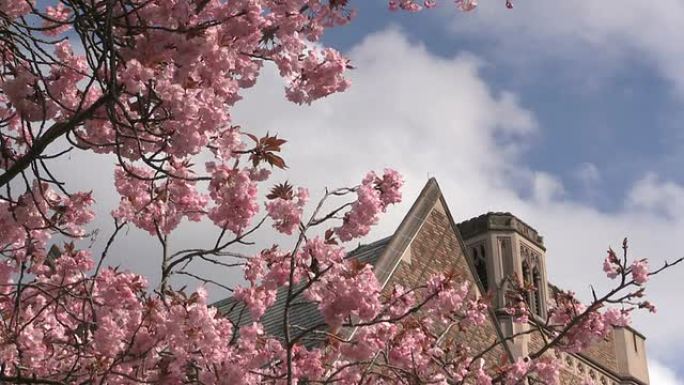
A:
472,245,488,291
532,267,544,317
522,261,532,308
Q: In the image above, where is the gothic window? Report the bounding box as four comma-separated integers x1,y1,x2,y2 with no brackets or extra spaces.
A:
520,243,546,318
532,267,543,317
472,245,488,291
522,261,532,309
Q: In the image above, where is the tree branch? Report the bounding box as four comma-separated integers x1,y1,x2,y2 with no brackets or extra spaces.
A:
0,95,110,188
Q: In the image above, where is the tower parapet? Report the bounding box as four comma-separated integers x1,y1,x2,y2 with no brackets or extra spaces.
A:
458,212,545,250
614,327,649,385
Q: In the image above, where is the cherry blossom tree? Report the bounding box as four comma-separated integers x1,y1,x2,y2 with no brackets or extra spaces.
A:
0,1,680,385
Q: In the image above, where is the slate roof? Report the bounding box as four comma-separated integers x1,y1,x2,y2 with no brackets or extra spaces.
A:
212,236,392,346
212,178,515,357
212,178,479,347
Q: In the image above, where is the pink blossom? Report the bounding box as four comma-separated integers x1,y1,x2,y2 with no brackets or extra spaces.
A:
603,248,620,279
341,322,398,361
603,258,619,279
604,308,630,327
265,187,309,235
249,167,272,182
387,285,416,318
0,0,34,18
113,163,207,234
43,3,71,35
465,298,489,325
292,346,325,380
474,359,493,385
505,358,530,385
285,48,351,105
212,126,245,160
388,0,423,12
631,259,649,285
246,246,296,288
2,67,58,121
547,291,637,353
302,237,346,267
59,192,96,235
306,261,382,329
335,169,403,241
455,0,478,11
0,2,668,384
207,163,259,234
118,59,155,94
505,300,530,324
234,286,277,320
532,356,560,385
427,277,468,323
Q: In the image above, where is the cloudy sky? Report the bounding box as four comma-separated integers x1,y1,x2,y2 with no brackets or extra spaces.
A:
51,1,684,383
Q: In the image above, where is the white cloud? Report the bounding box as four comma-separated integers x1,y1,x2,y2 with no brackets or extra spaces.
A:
572,162,602,201
627,173,684,219
574,162,601,186
649,359,684,385
532,171,565,203
446,0,684,96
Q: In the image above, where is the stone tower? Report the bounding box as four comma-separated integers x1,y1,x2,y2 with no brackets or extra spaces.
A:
457,212,650,385
457,212,549,358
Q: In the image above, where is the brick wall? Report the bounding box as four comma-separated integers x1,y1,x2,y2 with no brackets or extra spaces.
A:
581,330,618,373
384,204,507,367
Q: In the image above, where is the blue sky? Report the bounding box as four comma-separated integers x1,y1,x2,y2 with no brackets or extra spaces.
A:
323,2,684,213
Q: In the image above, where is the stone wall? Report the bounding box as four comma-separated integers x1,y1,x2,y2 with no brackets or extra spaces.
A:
384,201,507,367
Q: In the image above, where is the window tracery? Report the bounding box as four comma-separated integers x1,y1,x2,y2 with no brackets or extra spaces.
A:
520,243,545,318
471,243,488,291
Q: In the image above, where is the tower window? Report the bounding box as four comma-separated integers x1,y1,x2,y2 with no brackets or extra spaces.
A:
520,243,546,319
532,267,543,317
522,261,533,311
472,245,488,291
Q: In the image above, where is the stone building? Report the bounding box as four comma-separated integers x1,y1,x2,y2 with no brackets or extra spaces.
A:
216,178,650,385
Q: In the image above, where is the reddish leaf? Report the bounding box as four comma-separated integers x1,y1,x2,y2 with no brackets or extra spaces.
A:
266,182,294,200
325,229,339,245
246,133,259,143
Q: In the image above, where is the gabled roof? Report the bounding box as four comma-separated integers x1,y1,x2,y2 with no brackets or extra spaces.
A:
213,237,392,346
214,178,512,358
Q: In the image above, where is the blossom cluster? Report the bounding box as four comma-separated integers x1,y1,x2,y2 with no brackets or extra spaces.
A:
265,186,309,235
0,247,260,385
389,0,479,12
207,163,260,234
113,163,207,235
0,181,94,264
547,291,632,353
335,169,404,241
